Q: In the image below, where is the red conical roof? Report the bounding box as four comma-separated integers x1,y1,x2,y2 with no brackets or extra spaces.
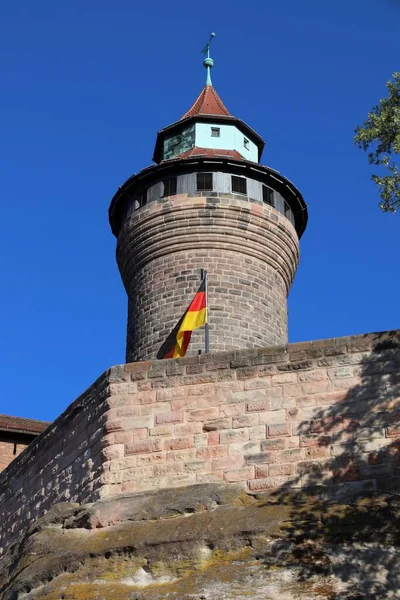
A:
181,85,232,119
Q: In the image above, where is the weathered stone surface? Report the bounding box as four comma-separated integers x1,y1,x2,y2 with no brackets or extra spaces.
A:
66,483,247,529
1,483,399,600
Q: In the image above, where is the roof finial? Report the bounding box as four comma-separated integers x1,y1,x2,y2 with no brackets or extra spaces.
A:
201,32,216,86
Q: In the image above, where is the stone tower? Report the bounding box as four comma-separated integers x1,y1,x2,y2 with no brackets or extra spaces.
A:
109,47,308,363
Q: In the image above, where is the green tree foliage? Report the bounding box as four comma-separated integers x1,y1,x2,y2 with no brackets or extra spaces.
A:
355,72,400,212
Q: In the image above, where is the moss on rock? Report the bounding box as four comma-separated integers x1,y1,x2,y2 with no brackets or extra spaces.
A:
1,484,400,600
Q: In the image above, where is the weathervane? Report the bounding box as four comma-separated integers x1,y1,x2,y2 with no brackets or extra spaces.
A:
201,32,216,86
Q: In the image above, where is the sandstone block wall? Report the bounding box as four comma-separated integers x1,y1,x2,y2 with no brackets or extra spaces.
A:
0,374,112,558
1,330,399,558
96,330,400,498
116,193,299,361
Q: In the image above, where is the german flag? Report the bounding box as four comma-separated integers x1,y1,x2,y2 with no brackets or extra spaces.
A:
156,278,207,359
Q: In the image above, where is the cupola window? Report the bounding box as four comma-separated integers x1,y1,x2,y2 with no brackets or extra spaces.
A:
162,177,177,197
231,175,247,195
262,186,274,206
196,173,213,191
211,127,220,137
244,137,249,150
138,192,147,208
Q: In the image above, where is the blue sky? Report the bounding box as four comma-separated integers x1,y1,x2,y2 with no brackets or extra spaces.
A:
0,0,398,421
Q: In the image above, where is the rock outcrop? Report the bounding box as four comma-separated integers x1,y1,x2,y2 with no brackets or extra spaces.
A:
1,483,399,599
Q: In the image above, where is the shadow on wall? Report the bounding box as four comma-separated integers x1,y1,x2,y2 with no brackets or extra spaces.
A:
267,331,400,599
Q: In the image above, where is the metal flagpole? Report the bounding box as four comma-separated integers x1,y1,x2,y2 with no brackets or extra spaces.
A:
201,269,210,354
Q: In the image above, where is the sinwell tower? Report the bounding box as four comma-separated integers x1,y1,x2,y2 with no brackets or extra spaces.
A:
109,36,308,362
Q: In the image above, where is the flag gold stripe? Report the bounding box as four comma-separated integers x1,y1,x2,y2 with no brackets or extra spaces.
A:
171,307,207,357
180,306,207,333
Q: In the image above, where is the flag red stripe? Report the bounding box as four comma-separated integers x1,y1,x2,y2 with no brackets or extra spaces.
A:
187,291,206,313
181,330,192,354
162,328,193,359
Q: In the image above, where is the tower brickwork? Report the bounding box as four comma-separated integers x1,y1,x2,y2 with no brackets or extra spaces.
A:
116,189,300,362
109,51,307,362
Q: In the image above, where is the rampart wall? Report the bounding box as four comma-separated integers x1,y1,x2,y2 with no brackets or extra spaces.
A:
1,330,399,558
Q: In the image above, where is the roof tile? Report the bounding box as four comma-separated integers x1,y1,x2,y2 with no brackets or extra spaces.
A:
163,147,246,162
0,414,50,436
181,85,232,119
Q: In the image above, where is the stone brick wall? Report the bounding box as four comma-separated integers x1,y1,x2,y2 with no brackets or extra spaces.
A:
116,193,299,362
97,330,400,498
0,373,113,558
1,331,399,558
